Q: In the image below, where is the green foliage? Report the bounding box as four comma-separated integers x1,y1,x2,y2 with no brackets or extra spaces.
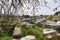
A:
0,36,12,40
51,16,60,21
48,11,60,21
0,15,60,40
16,24,21,27
0,31,12,37
55,28,60,33
0,31,13,40
21,26,46,40
54,11,60,15
22,15,30,18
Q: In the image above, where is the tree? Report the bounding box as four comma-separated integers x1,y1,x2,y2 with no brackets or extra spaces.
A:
54,11,60,15
0,0,23,24
1,0,22,16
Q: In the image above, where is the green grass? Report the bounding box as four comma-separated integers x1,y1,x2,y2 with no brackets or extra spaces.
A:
21,26,46,40
0,36,12,40
0,16,60,40
0,31,13,40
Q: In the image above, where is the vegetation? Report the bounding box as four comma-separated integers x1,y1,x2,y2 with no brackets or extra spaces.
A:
54,11,60,16
0,0,60,40
48,11,60,21
0,13,60,40
0,31,13,40
21,25,46,40
0,36,12,40
0,16,46,40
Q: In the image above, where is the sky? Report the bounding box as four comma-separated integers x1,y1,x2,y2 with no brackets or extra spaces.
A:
36,0,60,15
19,0,60,16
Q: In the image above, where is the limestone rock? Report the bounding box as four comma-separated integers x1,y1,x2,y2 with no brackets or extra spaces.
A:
20,35,36,40
13,27,21,39
13,39,18,40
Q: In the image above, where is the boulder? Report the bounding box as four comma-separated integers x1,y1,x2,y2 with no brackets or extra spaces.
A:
13,39,18,40
13,27,21,39
20,35,36,40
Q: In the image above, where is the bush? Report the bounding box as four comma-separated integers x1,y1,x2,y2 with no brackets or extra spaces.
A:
21,26,46,40
0,36,12,40
0,31,13,40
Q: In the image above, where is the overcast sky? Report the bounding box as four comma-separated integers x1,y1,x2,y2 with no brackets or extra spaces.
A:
36,0,60,15
20,0,60,16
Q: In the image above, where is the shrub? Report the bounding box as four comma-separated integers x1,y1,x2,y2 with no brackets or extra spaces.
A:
21,26,46,40
0,36,12,40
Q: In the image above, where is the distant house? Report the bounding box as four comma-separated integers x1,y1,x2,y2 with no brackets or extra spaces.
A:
43,29,58,38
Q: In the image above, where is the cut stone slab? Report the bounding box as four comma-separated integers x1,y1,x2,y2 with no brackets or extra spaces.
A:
13,27,21,39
